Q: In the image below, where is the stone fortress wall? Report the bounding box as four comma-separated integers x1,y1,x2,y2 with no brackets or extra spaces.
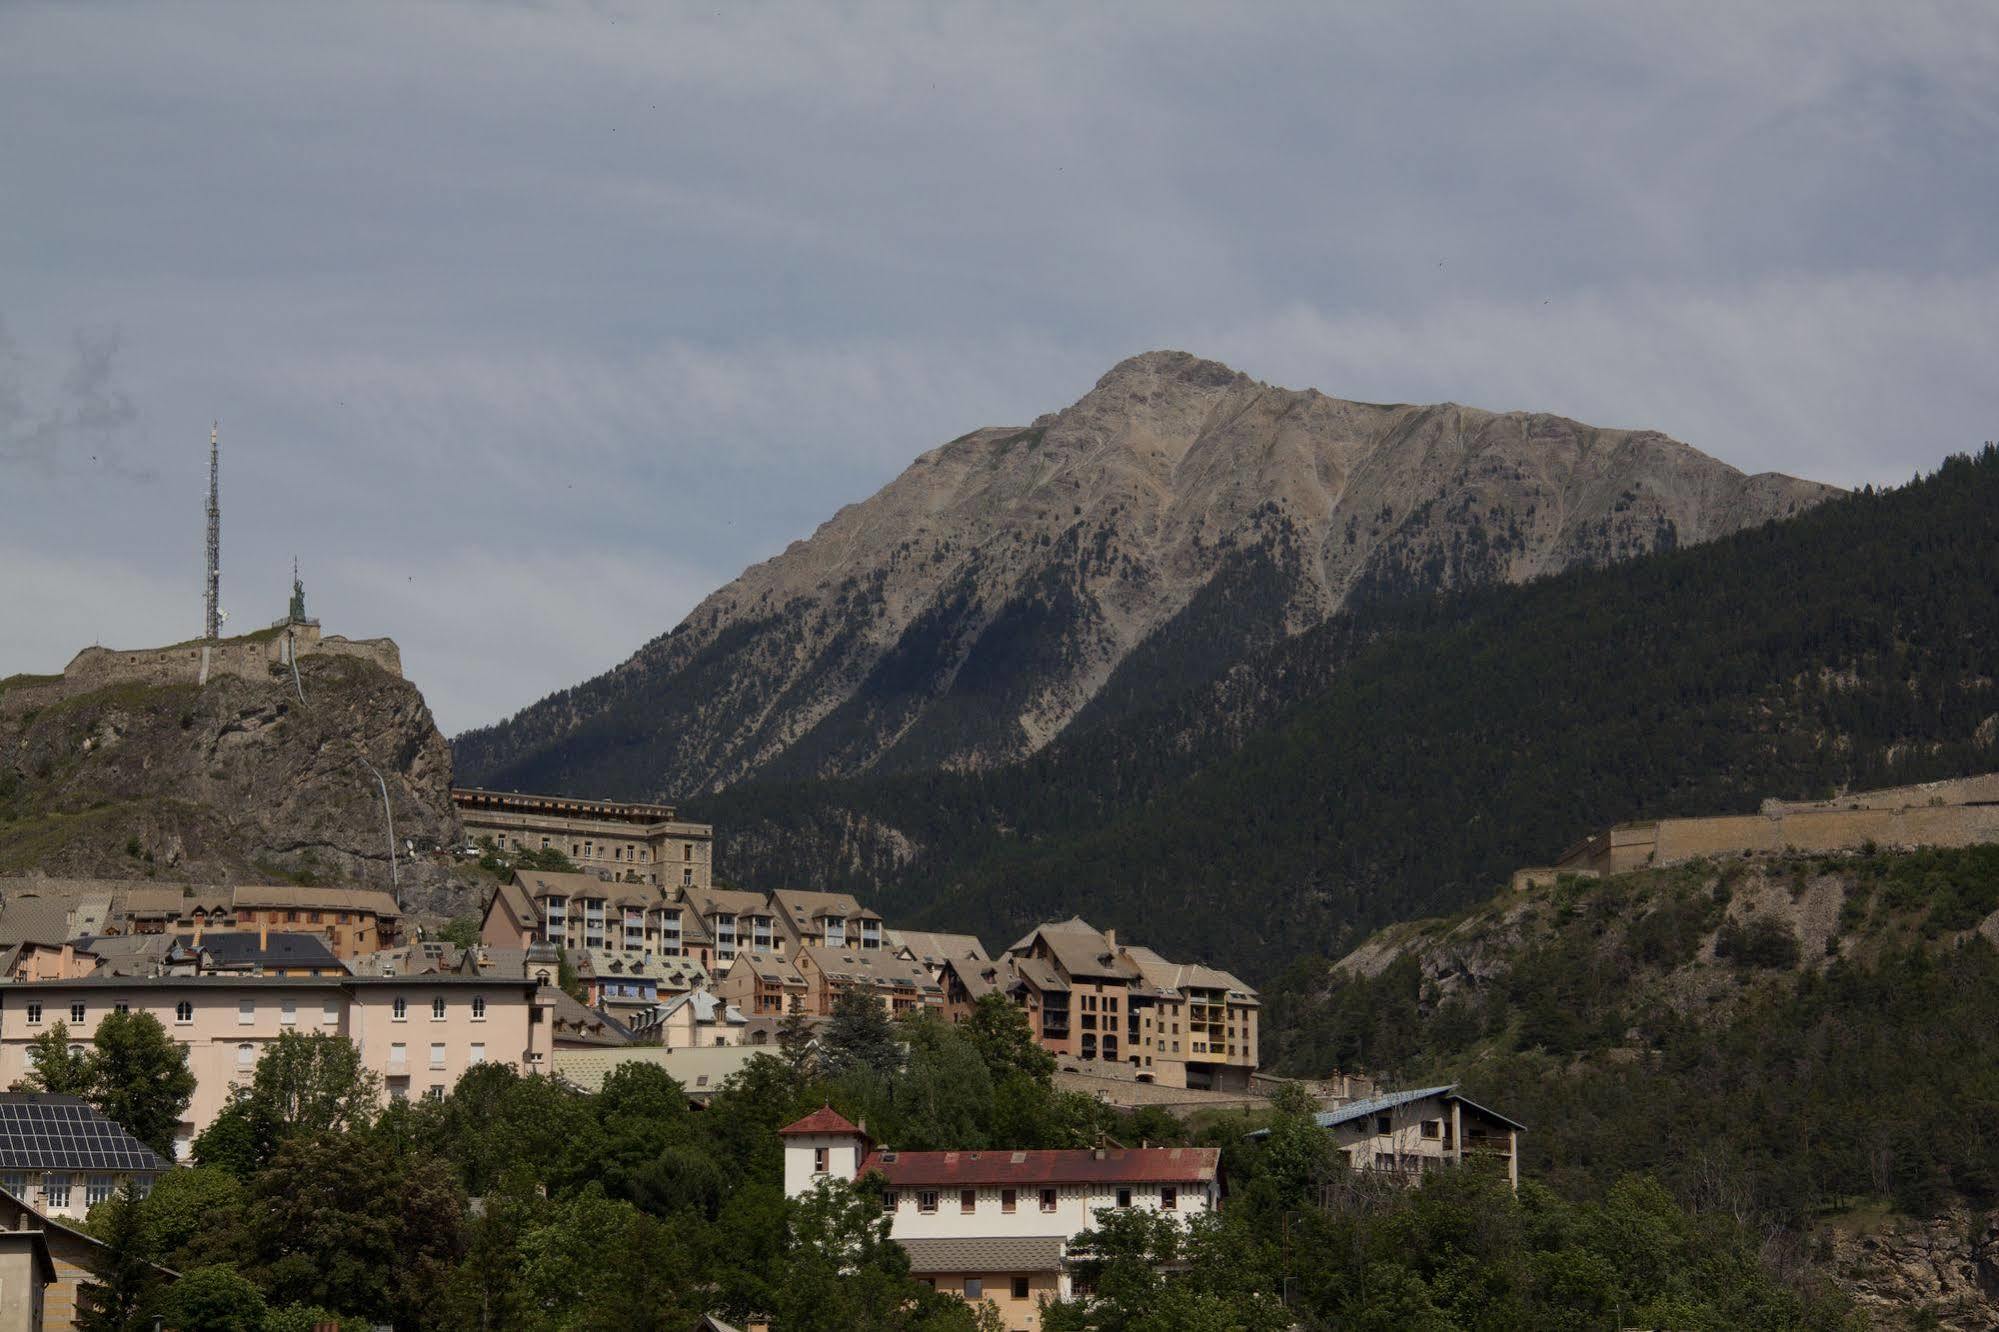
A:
1512,774,1999,890
2,621,401,714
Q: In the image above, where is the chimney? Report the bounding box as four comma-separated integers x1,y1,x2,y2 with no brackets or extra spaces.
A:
1104,928,1116,949
192,916,203,946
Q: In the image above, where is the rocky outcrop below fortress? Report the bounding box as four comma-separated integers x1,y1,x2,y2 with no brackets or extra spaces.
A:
1823,1208,1999,1330
0,648,462,903
456,349,1838,801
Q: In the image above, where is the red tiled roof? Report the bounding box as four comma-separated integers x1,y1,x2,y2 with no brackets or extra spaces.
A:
858,1146,1218,1186
779,1106,866,1138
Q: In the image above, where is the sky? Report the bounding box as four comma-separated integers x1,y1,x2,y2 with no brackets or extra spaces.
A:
3,2,1996,734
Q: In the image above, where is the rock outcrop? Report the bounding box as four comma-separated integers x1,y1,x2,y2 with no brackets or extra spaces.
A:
0,650,461,898
1824,1208,1999,1329
456,350,1839,799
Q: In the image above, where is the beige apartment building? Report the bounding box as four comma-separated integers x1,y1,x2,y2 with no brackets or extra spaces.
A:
452,787,714,889
0,976,557,1158
715,951,810,1018
1003,919,1259,1092
794,946,942,1017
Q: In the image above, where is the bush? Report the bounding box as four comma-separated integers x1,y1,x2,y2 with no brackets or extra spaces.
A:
1714,917,1801,970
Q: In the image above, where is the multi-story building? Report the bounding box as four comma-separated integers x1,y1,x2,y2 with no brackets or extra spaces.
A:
163,929,349,978
1001,919,1259,1092
0,1095,169,1223
714,951,810,1019
485,870,697,961
772,890,884,954
228,886,402,958
0,976,557,1158
451,787,714,890
1246,1085,1523,1190
781,1107,1221,1332
892,931,991,980
625,989,747,1049
683,889,779,968
0,882,399,959
794,946,943,1017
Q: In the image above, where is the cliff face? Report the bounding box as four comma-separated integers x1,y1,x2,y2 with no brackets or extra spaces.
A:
0,651,460,895
455,350,1838,799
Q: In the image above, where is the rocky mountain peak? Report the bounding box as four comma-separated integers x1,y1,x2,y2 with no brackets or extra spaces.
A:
454,353,1840,799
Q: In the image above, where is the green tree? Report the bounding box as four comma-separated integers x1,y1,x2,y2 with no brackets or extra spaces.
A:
775,1175,989,1331
154,1264,267,1332
23,1020,93,1095
130,1166,250,1273
820,987,901,1080
75,1183,163,1332
246,1031,381,1138
90,1010,196,1159
777,1004,818,1077
436,914,481,949
891,1013,994,1150
963,993,1055,1085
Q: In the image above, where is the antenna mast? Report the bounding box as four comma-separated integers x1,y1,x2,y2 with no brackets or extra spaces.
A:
204,422,221,640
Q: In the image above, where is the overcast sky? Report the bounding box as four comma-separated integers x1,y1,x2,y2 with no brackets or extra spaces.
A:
4,2,1995,734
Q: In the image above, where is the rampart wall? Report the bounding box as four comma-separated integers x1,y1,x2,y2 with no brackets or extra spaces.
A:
1,623,401,715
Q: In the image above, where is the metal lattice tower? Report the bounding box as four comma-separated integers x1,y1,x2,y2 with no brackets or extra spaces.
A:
204,422,221,640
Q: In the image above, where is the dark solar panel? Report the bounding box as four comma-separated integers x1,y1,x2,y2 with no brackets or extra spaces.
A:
0,1097,168,1172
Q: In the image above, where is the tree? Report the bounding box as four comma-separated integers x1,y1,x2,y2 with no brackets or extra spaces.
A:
23,1020,93,1095
437,914,481,949
245,1031,380,1138
775,1175,991,1331
153,1264,267,1332
777,1004,818,1077
820,987,901,1080
89,1010,196,1160
963,993,1055,1086
75,1183,163,1332
129,1166,250,1273
891,1013,994,1150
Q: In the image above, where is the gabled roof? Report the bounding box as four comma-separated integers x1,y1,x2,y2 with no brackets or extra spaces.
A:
175,931,345,970
941,955,1000,1000
686,887,773,918
726,951,808,986
554,1045,759,1096
487,878,538,934
797,946,938,993
780,1105,865,1137
654,989,746,1026
1118,945,1257,1002
549,989,633,1046
770,889,880,924
1008,918,1138,983
1005,955,1069,994
515,869,620,901
1244,1085,1526,1140
890,930,991,967
231,884,400,917
0,896,105,948
860,1146,1219,1187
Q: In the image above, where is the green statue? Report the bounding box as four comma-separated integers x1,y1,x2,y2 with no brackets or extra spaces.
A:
289,558,307,623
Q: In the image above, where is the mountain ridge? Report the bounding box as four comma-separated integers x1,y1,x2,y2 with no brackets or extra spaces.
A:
455,350,1836,799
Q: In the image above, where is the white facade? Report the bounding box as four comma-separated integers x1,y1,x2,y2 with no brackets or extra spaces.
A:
783,1129,869,1199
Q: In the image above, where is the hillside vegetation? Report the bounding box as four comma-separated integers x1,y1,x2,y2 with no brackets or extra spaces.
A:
694,447,1999,978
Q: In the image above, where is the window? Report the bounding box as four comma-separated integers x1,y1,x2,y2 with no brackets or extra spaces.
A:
25,1004,40,1025
429,1043,446,1070
1039,1188,1057,1213
389,1042,407,1071
472,995,486,1020
236,1043,254,1070
881,1189,899,1212
280,1001,296,1026
0,1173,23,1198
309,911,322,924
425,1086,444,1102
393,996,407,1021
963,1278,983,1300
174,1001,192,1025
237,1000,254,1026
114,1002,129,1015
684,844,693,861
390,1084,408,1102
682,868,693,886
286,911,298,923
1421,1120,1441,1139
469,1043,485,1065
1161,1186,1177,1211
1115,1188,1132,1209
86,1177,115,1207
813,1147,828,1175
42,1174,70,1209
323,1001,339,1026
1001,1187,1016,1213
69,1003,85,1023
431,997,446,1021
960,1188,976,1214
1375,1114,1392,1136
917,1190,939,1214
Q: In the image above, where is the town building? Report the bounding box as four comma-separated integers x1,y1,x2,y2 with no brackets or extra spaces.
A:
892,931,992,980
713,951,810,1019
227,885,402,957
553,1044,761,1103
482,871,705,965
626,989,747,1048
0,976,558,1157
0,1224,54,1332
1002,919,1258,1092
1247,1085,1523,1190
0,1095,169,1224
451,787,714,890
780,1107,1221,1332
793,946,942,1017
572,949,708,1020
771,890,883,954
683,888,779,968
162,929,348,978
0,1186,163,1332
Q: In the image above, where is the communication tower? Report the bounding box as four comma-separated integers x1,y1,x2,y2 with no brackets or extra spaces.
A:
204,422,221,640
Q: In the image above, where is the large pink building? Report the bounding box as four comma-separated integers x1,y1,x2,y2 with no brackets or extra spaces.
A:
0,976,558,1158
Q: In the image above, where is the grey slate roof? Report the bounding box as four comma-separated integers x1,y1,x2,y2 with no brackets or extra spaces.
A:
0,1094,168,1173
897,1235,1066,1275
173,931,344,969
1245,1084,1527,1139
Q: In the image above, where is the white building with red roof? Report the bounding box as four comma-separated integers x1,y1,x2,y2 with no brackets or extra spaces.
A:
778,1107,1221,1330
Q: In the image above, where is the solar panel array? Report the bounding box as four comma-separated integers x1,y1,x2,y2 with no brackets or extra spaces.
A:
0,1098,167,1172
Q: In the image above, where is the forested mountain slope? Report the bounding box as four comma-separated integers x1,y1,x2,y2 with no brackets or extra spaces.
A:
1266,845,1999,1328
455,350,1831,796
694,448,1999,977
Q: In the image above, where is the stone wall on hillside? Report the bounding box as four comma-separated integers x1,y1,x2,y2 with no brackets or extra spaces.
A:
1551,776,1999,877
3,623,402,715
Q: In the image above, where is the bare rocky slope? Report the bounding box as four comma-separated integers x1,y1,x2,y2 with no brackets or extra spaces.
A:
455,350,1837,799
0,652,463,907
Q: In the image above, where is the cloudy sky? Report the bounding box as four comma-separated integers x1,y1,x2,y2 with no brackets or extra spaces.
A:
4,2,1995,733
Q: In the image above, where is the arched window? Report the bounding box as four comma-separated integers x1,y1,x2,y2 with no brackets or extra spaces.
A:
431,997,446,1021
236,1043,254,1070
471,996,486,1020
392,996,407,1020
174,1001,192,1024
